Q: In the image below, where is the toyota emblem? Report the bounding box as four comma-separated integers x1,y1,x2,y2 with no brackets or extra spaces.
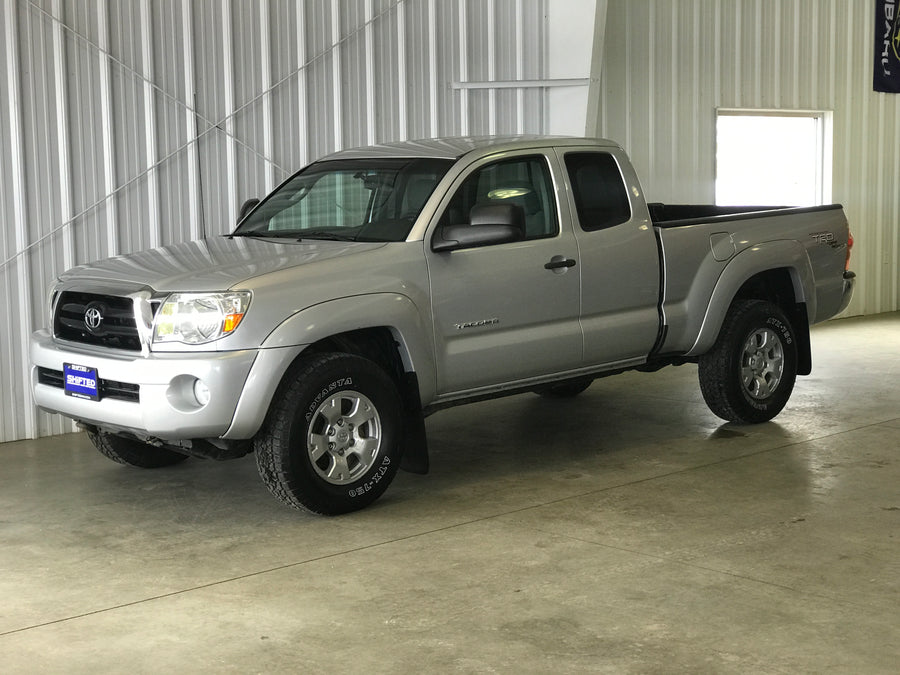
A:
84,304,104,333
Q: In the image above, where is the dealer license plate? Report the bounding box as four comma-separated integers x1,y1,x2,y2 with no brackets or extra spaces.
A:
64,363,99,401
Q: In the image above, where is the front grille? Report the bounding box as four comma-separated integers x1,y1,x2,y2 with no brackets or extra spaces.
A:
99,378,141,402
37,367,64,388
37,367,140,403
54,291,142,352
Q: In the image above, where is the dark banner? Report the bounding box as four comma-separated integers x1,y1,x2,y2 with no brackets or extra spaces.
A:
874,0,900,92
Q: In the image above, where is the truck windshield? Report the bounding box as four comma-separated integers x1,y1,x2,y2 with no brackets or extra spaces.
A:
232,157,453,242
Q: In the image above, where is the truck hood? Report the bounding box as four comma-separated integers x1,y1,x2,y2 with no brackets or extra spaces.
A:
57,237,387,292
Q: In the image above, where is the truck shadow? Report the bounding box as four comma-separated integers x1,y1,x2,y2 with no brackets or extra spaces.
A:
419,385,792,486
86,382,796,519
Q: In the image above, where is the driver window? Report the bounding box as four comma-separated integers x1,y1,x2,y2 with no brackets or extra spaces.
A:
441,156,558,239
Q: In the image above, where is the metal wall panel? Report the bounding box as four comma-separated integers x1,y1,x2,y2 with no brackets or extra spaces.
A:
0,0,551,443
597,0,899,319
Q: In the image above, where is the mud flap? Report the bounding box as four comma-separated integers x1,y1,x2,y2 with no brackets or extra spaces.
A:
399,372,429,474
792,302,812,376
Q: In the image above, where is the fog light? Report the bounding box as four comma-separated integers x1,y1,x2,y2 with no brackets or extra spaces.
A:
193,379,211,406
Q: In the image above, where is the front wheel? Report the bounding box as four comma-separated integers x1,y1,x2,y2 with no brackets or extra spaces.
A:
254,352,403,515
698,300,798,424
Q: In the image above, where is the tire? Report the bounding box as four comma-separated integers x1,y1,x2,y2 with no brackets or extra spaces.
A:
534,377,594,399
86,429,189,468
698,299,798,424
254,352,403,515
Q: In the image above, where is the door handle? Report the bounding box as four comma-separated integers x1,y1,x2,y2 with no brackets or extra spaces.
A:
544,256,577,270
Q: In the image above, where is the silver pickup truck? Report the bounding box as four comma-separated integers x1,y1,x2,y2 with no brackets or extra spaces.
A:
30,136,855,514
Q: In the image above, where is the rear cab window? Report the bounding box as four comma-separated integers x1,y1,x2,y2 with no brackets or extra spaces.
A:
564,152,632,231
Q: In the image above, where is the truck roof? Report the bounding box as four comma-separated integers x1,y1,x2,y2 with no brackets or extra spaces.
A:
320,135,621,162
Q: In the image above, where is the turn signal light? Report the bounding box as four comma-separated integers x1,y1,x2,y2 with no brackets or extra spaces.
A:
223,313,244,333
845,232,854,271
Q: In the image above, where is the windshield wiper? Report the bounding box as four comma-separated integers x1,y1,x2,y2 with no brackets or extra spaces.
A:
226,231,295,239
295,231,358,241
226,230,359,242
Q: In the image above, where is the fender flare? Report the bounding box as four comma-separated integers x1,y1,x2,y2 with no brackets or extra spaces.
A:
687,240,815,357
261,293,437,404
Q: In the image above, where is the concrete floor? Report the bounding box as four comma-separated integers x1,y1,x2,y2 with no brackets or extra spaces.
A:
1,312,898,673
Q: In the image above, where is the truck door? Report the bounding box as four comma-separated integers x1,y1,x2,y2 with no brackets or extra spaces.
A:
426,152,582,394
560,149,660,365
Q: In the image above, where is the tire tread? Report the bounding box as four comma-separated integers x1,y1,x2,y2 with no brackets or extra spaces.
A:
254,352,401,515
699,299,797,424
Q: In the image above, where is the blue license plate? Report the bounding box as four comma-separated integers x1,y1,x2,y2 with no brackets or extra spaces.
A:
64,363,99,401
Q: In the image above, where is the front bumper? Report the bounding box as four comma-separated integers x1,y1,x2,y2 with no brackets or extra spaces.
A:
30,330,300,441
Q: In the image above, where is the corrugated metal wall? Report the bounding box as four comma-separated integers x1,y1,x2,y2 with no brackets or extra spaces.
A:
6,0,894,444
596,0,900,320
0,0,551,443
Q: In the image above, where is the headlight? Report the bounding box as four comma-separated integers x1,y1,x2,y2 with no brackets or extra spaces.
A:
152,292,251,345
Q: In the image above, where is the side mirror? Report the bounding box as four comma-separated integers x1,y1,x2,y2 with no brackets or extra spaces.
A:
432,203,525,252
238,198,260,223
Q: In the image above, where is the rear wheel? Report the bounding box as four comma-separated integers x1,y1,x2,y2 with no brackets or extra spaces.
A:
254,352,403,515
86,429,189,468
698,299,798,424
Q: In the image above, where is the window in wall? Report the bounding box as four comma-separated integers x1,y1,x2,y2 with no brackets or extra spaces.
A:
715,110,832,207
